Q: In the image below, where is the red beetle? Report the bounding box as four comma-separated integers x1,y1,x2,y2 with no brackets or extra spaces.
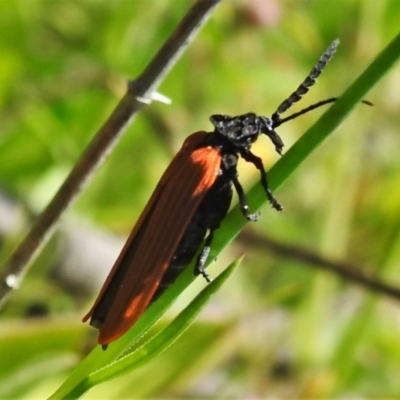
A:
84,39,340,347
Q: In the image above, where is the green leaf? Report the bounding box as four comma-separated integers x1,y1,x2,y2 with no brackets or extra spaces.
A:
49,256,242,399
49,32,400,399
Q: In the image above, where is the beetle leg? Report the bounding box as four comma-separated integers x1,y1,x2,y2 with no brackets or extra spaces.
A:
231,173,260,221
195,232,213,282
240,150,283,211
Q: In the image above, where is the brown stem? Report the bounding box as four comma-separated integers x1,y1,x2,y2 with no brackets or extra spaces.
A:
0,0,222,308
239,230,400,302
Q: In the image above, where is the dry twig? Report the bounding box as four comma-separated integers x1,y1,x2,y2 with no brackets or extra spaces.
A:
240,230,400,302
0,0,222,308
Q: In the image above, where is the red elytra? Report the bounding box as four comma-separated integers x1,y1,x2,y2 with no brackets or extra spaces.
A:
83,132,223,345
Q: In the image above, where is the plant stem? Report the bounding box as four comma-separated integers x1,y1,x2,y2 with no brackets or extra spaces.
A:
0,0,222,308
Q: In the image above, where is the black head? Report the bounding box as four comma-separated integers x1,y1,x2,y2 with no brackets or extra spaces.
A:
209,39,340,157
210,113,284,154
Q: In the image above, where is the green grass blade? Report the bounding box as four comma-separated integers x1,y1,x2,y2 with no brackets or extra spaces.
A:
60,256,242,398
49,32,400,400
49,260,205,399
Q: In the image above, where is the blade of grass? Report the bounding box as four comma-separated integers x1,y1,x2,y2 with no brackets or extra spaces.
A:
48,260,202,399
49,31,400,399
51,256,242,399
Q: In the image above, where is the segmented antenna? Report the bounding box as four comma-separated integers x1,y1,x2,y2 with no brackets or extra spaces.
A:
271,39,340,125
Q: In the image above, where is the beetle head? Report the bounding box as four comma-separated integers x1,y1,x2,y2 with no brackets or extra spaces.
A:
210,113,284,155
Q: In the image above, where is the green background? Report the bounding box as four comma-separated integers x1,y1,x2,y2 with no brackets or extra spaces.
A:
1,0,400,398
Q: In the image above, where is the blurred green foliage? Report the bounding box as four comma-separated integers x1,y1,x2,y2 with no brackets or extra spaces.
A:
1,0,400,398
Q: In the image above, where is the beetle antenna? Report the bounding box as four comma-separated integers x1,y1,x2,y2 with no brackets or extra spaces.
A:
273,98,373,128
271,39,340,126
274,97,336,127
